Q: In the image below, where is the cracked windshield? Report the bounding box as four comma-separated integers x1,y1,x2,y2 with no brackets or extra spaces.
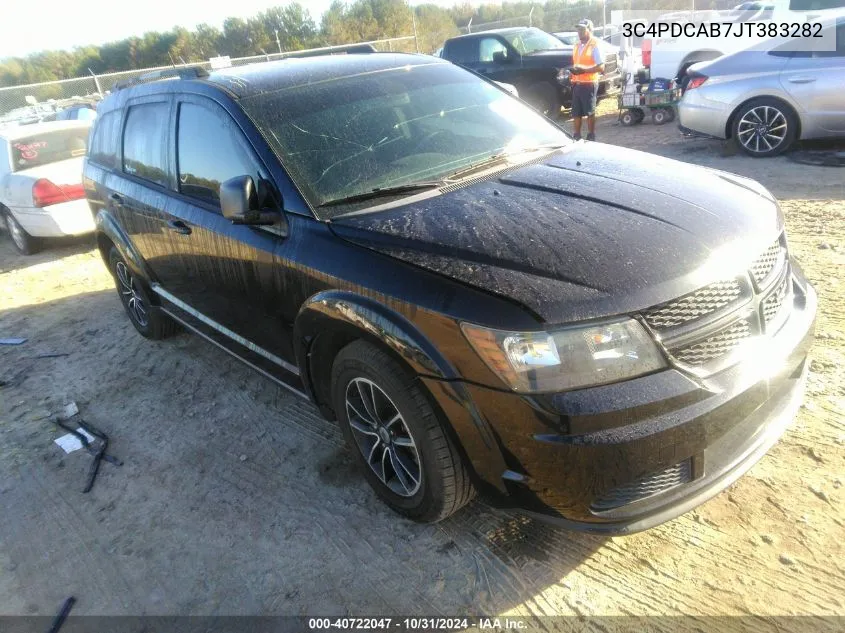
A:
243,62,569,216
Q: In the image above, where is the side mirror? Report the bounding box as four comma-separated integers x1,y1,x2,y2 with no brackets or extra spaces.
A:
220,175,281,227
493,51,510,64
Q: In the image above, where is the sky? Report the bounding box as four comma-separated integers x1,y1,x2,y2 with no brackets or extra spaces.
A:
0,0,468,59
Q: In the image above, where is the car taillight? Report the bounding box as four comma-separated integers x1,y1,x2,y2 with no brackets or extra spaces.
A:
642,39,651,68
32,179,85,207
686,76,708,90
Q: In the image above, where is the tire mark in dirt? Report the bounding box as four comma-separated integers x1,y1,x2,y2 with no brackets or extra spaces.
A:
2,465,138,614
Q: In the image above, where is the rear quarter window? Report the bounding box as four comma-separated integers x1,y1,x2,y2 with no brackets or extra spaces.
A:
88,111,121,169
10,128,89,172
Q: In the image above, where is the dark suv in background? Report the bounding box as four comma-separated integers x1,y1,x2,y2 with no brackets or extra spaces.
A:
440,27,622,117
83,53,815,533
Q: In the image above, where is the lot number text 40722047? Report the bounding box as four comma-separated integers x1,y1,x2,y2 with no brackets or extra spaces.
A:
308,617,528,630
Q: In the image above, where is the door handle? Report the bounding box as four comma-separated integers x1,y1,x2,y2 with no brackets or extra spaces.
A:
787,76,816,84
109,193,124,207
167,219,192,235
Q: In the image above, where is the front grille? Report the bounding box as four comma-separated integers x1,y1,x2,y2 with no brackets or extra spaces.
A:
642,280,743,330
763,273,790,326
591,459,692,512
751,239,784,285
673,319,752,367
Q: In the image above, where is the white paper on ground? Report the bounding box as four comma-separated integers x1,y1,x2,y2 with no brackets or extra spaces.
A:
54,429,97,454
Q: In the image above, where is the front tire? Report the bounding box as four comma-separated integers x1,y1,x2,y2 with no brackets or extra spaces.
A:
331,340,474,523
731,98,797,158
108,247,179,339
3,211,41,255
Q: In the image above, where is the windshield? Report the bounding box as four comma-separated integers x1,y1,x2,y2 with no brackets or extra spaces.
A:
10,127,89,172
503,28,567,54
556,33,579,45
241,62,570,218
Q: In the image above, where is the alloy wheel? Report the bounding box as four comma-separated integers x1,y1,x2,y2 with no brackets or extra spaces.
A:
6,215,26,252
115,260,149,327
737,106,787,154
345,377,421,497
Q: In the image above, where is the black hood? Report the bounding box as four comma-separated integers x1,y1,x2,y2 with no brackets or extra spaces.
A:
330,143,783,325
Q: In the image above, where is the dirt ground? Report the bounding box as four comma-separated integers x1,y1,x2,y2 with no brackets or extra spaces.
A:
1,104,843,629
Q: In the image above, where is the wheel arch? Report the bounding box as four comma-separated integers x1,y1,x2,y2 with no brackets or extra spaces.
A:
95,212,158,297
677,51,722,78
294,290,458,419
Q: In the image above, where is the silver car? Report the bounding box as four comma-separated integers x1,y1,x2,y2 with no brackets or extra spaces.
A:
678,15,845,157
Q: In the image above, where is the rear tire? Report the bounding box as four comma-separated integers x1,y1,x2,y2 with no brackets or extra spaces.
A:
108,247,179,339
331,340,475,523
620,110,637,126
3,211,41,255
731,98,797,158
525,82,561,119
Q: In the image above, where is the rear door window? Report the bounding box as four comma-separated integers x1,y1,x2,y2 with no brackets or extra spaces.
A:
88,111,121,169
122,102,170,187
176,101,266,209
10,128,89,172
445,38,479,64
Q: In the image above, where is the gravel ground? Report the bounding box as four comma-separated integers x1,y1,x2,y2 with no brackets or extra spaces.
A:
0,103,843,629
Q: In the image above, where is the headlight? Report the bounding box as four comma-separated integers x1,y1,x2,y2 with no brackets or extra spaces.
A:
461,318,666,393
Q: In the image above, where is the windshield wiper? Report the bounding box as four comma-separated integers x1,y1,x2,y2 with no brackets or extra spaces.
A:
318,181,444,208
444,144,569,181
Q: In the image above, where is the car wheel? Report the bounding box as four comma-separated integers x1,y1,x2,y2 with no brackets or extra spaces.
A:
331,340,475,523
3,211,41,255
108,247,179,339
732,98,797,158
525,82,561,119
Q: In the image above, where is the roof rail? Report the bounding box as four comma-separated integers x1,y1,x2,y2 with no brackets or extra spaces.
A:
112,66,209,91
280,43,379,59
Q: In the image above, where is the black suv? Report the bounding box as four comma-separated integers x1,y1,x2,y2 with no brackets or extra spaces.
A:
440,27,622,117
84,53,816,533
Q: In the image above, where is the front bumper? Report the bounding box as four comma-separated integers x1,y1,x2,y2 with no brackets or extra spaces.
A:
425,268,816,534
9,199,95,238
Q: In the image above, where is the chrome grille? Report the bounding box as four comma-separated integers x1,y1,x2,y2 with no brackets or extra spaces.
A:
763,273,790,326
673,320,752,367
642,280,743,330
751,239,783,285
592,460,692,512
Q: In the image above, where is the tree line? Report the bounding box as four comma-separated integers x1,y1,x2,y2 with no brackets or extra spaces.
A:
1,0,734,88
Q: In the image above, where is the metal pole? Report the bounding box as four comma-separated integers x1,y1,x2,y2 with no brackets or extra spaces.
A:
88,68,102,95
467,17,473,34
529,7,534,27
412,10,420,53
275,30,282,54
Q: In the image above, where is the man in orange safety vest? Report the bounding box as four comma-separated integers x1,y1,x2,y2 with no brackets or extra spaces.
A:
569,19,605,141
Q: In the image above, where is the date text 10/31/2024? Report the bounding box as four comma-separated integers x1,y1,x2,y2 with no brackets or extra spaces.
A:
308,618,528,630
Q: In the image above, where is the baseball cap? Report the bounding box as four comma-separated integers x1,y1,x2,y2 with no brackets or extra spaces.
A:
576,18,593,30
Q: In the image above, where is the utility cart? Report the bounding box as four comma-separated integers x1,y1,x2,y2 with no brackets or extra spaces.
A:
618,80,683,126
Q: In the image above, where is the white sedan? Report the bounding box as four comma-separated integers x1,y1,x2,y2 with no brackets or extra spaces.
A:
1,120,94,254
